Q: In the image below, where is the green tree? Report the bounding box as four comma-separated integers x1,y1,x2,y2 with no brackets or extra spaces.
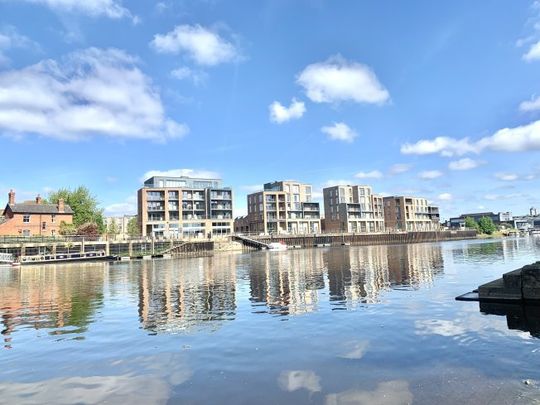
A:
127,216,140,238
59,221,76,236
464,217,479,231
478,216,497,235
107,219,119,239
48,187,105,234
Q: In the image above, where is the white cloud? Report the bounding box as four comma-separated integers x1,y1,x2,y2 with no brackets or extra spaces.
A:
0,48,187,142
170,66,207,85
18,0,135,20
524,40,540,61
0,26,39,65
104,195,136,216
296,55,389,104
321,122,357,142
448,158,481,171
151,24,239,66
438,193,453,201
401,136,477,157
519,95,540,112
419,170,443,179
354,170,383,179
141,168,220,182
495,172,518,181
278,370,321,394
269,98,306,124
402,120,540,155
388,163,412,175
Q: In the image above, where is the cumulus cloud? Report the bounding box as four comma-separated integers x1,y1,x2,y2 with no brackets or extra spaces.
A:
448,158,481,171
170,66,207,85
321,122,357,142
296,55,389,104
524,40,540,61
437,193,453,201
354,170,383,179
495,173,518,181
0,26,39,65
104,195,136,216
419,170,443,179
388,163,411,175
141,168,220,182
151,24,239,66
402,120,540,156
269,98,306,124
519,95,540,112
17,0,135,20
0,48,187,142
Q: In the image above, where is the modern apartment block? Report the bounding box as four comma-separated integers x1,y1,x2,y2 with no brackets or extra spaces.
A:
244,181,321,234
323,185,385,233
383,196,440,231
138,175,233,238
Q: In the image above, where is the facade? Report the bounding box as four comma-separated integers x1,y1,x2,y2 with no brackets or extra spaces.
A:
383,196,439,231
244,181,321,234
0,190,73,236
449,211,513,229
323,185,385,233
138,175,233,238
104,215,136,239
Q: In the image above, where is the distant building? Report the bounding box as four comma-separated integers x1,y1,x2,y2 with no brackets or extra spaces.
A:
138,175,233,238
242,180,321,234
449,212,512,229
383,196,439,232
322,184,384,233
104,215,136,239
0,190,73,236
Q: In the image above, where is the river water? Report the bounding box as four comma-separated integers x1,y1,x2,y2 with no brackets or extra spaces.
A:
2,238,540,404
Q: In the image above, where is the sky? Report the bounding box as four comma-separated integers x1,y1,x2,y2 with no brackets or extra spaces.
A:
1,0,540,220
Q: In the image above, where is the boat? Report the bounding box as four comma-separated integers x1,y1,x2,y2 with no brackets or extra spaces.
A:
18,250,116,266
267,242,288,251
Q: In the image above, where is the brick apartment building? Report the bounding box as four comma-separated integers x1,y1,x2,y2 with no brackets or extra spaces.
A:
0,190,74,236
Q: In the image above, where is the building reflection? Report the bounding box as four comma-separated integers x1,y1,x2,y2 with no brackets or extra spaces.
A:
138,255,238,334
479,301,540,338
0,264,106,349
249,244,444,314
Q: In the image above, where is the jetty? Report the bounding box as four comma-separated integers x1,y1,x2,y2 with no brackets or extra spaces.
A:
457,261,540,302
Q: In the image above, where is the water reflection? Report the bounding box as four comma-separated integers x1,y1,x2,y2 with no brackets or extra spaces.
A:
138,255,238,334
249,243,444,314
0,263,105,348
480,302,540,338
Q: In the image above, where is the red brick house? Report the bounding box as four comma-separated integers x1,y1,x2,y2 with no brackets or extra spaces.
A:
0,190,74,236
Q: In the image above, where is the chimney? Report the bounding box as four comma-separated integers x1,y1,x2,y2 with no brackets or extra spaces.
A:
58,198,65,213
8,190,15,205
36,195,42,205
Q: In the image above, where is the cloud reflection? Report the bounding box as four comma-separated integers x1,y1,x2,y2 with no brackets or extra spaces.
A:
278,370,322,393
325,380,413,405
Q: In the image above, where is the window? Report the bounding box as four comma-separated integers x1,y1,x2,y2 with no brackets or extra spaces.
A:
23,215,30,223
22,230,30,236
51,214,56,223
42,222,46,230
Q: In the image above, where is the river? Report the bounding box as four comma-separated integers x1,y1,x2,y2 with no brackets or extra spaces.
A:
1,238,540,404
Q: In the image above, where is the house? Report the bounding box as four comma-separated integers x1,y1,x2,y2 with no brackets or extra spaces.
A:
0,190,74,236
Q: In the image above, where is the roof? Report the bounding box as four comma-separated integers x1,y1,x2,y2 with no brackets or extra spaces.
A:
5,203,74,215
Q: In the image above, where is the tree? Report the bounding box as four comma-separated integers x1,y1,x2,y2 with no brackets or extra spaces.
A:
48,187,105,234
464,217,479,231
127,216,140,238
76,223,100,238
478,216,497,235
107,219,119,239
59,221,76,236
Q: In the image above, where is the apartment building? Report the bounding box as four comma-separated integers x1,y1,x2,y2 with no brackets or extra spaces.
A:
138,175,233,238
244,181,321,234
323,185,385,233
104,215,136,239
383,196,439,231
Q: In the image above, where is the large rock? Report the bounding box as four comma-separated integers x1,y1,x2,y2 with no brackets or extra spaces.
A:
521,262,540,300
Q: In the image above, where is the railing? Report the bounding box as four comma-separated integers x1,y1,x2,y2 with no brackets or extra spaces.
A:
0,252,13,263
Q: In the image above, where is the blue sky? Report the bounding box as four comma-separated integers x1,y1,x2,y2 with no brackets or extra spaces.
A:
1,0,540,219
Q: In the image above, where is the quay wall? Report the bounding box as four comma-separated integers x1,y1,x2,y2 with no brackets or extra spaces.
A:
251,230,477,249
